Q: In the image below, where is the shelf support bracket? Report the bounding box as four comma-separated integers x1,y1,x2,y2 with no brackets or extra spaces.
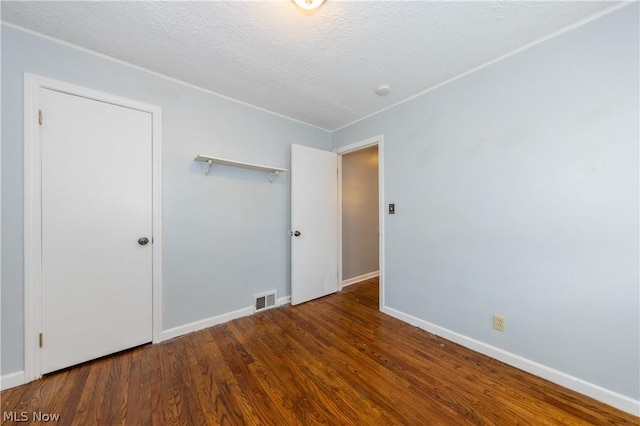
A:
268,171,280,183
204,159,212,175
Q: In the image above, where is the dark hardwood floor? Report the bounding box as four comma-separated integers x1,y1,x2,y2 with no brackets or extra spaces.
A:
2,278,638,425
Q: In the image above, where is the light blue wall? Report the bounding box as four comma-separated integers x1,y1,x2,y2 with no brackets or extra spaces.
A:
1,25,330,375
333,5,639,400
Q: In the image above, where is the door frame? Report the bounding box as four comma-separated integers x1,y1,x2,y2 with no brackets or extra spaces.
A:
23,73,163,381
333,135,385,309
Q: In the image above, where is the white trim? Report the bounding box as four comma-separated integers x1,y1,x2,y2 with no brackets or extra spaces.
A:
336,154,343,290
23,74,41,383
0,371,26,391
23,73,163,381
160,306,254,342
342,271,379,287
151,101,164,345
333,135,381,155
331,2,634,133
382,305,640,417
277,295,291,306
2,22,329,133
334,135,385,310
160,295,292,342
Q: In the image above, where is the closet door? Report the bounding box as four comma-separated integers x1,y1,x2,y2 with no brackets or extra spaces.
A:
40,88,153,374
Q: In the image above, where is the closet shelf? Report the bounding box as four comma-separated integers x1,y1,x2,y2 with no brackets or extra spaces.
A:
194,154,287,183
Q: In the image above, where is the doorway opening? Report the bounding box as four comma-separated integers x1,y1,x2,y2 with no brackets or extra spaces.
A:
335,135,384,309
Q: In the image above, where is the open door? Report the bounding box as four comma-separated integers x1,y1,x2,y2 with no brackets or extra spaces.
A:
291,144,339,305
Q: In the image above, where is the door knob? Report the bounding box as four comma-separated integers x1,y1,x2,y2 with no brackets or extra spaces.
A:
138,237,149,246
293,230,301,237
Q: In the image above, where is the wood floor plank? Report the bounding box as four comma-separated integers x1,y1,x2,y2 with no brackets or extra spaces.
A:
2,278,638,425
321,282,590,424
181,331,236,425
317,288,555,423
45,364,91,425
149,338,181,425
1,379,30,417
69,355,112,425
159,339,193,425
256,309,427,425
205,325,264,424
215,320,302,425
124,345,149,426
170,336,210,426
284,300,482,425
335,281,624,425
231,312,382,425
100,350,133,426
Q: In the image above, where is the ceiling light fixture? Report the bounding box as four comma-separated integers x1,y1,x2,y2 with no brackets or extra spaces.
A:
292,0,326,10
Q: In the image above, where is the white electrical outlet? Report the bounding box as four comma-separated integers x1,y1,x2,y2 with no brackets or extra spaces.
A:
493,314,506,332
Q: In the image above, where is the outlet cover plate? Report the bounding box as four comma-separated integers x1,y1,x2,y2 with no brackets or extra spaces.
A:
493,314,506,332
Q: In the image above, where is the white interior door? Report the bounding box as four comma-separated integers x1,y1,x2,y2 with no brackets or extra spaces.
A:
40,88,153,374
291,144,339,305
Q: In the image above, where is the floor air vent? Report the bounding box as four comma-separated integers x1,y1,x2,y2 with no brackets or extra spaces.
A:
254,291,277,313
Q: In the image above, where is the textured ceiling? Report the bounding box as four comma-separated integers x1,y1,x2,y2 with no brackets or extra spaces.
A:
1,1,622,131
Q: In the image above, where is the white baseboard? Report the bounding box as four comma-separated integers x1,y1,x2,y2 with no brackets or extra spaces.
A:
342,270,379,287
160,306,253,341
277,295,291,306
1,371,26,391
381,305,640,417
160,295,292,342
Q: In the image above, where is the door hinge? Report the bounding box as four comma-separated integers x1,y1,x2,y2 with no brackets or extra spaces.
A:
38,109,43,125
39,333,43,348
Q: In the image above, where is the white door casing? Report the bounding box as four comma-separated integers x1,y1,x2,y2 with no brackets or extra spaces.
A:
290,144,339,305
24,74,163,380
